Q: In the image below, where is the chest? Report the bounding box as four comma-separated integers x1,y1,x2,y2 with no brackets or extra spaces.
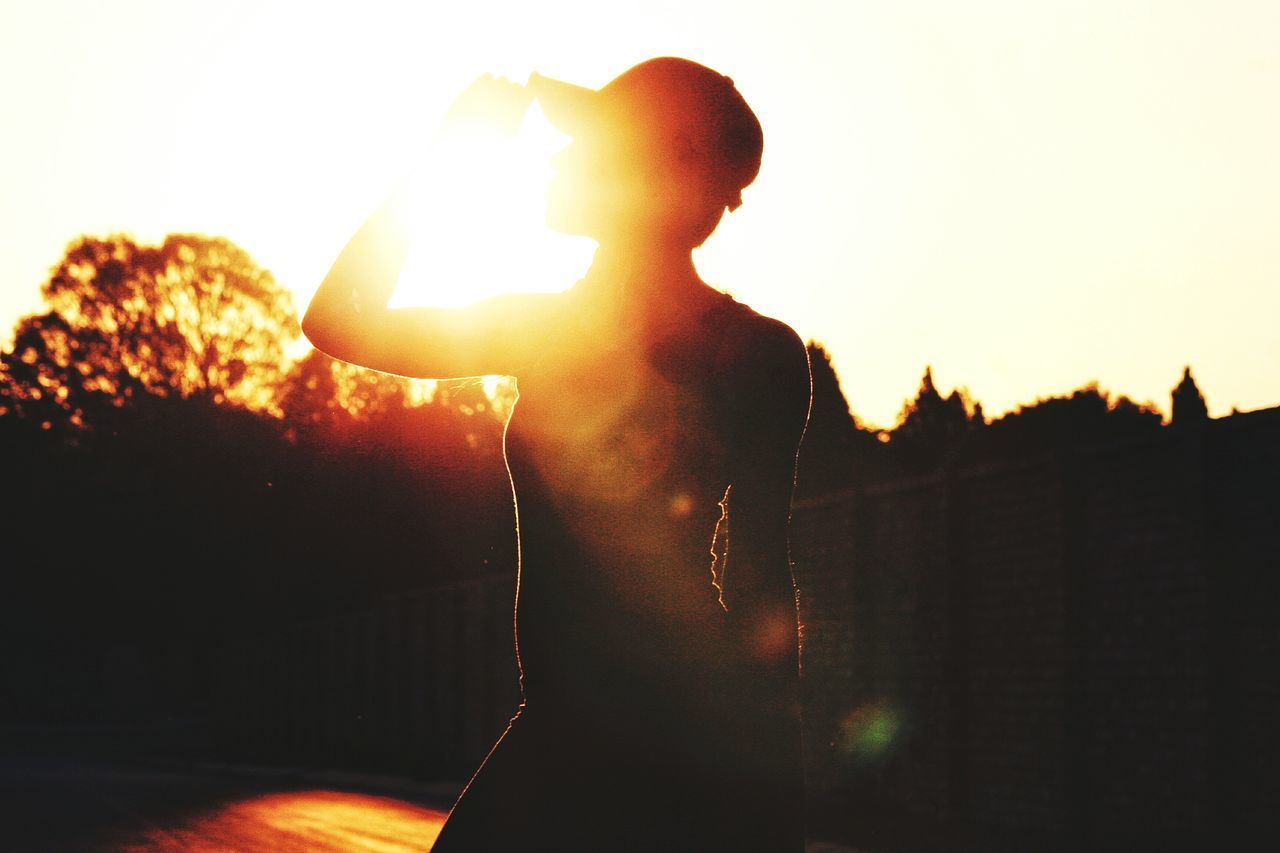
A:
518,332,736,489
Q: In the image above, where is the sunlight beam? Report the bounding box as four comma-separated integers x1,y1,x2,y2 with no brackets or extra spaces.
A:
392,100,595,309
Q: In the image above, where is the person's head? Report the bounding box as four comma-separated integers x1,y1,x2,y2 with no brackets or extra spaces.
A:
531,57,763,251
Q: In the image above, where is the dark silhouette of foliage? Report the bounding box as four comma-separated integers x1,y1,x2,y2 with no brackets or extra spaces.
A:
887,366,983,473
0,310,132,436
0,233,521,723
1,349,516,721
960,381,1163,463
1171,365,1208,425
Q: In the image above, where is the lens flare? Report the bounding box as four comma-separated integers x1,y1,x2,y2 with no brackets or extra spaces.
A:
837,698,902,766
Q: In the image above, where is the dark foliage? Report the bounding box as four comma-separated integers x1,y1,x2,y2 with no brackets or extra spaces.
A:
885,366,983,474
958,381,1164,464
0,236,513,722
799,360,1179,483
1171,366,1209,425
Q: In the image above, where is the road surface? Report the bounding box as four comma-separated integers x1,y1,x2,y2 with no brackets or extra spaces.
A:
2,743,859,851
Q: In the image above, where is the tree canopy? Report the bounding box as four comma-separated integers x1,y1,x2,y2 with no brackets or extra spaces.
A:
886,366,983,473
1,234,298,431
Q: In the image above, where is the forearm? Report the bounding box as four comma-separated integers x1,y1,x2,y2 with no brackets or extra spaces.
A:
302,180,413,359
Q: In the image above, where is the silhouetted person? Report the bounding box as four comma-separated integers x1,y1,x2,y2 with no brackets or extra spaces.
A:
304,57,811,852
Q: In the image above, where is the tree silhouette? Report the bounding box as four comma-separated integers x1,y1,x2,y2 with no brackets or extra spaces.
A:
888,365,982,473
1,234,298,430
1171,366,1208,425
961,381,1163,463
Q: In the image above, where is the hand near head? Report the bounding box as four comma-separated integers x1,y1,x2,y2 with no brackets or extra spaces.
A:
439,73,534,137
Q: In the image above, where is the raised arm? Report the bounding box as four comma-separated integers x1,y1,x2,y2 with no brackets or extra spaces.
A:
302,181,563,380
302,74,561,380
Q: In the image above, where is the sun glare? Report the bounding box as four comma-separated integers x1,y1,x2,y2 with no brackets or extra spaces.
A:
392,100,595,309
111,790,446,852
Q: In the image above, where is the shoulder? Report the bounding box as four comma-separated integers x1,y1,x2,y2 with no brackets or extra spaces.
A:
718,297,809,388
715,296,812,430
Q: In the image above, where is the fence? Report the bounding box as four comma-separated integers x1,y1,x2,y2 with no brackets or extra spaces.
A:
215,574,520,780
792,409,1277,847
214,407,1279,848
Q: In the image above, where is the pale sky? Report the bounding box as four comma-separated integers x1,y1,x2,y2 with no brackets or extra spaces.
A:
2,0,1277,427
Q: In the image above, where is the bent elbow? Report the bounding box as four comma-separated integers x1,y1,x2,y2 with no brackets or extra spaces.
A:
301,306,360,365
300,310,336,357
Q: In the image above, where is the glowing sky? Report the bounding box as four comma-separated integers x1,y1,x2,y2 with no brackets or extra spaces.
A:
2,0,1277,427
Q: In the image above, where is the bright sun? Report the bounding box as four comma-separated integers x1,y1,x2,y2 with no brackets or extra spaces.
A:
391,100,596,310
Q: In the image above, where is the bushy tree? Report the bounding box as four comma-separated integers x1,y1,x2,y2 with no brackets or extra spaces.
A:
0,234,298,430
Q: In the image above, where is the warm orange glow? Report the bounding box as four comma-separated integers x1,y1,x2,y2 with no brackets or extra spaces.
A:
669,491,695,518
113,790,446,852
751,603,801,663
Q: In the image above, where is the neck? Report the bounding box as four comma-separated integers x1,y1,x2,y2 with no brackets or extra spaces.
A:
586,239,701,301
